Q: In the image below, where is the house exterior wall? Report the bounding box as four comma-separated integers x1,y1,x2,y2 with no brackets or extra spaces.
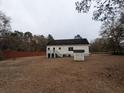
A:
46,45,89,57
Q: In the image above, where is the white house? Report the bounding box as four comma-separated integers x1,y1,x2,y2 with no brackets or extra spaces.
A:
46,39,89,58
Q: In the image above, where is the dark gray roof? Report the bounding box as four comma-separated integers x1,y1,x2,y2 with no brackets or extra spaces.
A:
47,39,89,45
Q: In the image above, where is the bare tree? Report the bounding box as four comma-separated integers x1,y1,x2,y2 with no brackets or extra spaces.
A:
75,0,124,22
100,14,124,53
0,11,11,37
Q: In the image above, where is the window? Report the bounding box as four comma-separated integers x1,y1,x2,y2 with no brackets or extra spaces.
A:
53,48,55,51
68,47,73,51
48,48,50,50
59,47,61,50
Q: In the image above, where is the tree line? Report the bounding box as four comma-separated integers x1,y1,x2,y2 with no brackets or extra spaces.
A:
90,14,124,54
76,0,124,54
0,11,82,52
0,11,54,52
0,3,124,55
0,31,54,52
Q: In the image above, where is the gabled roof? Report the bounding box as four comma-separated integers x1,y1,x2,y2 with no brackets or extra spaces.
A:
47,39,89,45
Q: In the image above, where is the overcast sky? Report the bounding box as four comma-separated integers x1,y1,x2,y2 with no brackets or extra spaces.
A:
0,0,101,41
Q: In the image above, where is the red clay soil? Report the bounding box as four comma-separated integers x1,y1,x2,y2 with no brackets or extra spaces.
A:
2,51,45,58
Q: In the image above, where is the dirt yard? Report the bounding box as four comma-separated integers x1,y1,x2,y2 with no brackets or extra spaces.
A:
0,54,124,93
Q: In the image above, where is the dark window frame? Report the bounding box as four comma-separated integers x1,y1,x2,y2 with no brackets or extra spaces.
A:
59,47,61,50
48,48,50,50
68,47,73,51
53,48,55,51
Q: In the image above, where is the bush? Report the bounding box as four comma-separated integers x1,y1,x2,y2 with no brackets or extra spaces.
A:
0,52,5,61
112,51,124,55
0,56,5,60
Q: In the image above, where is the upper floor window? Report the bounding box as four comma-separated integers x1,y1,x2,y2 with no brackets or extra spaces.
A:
68,47,73,51
48,48,50,50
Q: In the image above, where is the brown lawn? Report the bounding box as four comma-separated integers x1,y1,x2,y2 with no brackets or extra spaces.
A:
0,54,124,93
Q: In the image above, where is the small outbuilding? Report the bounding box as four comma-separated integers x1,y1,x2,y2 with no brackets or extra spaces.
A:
73,50,85,61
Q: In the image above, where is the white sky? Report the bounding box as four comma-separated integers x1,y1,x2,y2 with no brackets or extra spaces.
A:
0,0,101,41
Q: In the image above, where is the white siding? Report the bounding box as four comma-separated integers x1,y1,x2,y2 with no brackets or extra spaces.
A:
46,45,89,57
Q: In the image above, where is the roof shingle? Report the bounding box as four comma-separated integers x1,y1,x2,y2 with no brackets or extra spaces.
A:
47,39,89,45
